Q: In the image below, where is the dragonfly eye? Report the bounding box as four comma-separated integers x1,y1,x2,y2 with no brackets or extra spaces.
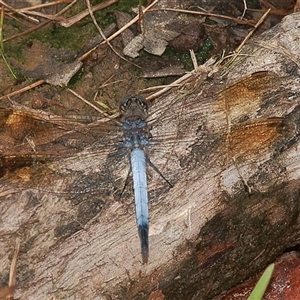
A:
135,96,148,111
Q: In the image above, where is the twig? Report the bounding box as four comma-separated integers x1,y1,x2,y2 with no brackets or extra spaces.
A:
149,7,256,26
0,79,45,101
59,0,117,28
0,239,20,299
139,84,181,92
241,0,247,19
189,49,198,71
7,239,20,300
4,0,77,42
145,57,218,101
13,10,64,22
83,0,140,68
0,0,40,23
145,72,193,101
4,20,52,42
67,88,121,125
100,0,160,45
18,0,68,11
227,8,271,65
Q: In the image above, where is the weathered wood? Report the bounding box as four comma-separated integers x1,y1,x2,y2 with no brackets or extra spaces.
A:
1,12,300,300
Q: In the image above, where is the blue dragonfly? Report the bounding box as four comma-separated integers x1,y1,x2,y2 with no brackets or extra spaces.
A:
119,95,165,263
0,71,288,264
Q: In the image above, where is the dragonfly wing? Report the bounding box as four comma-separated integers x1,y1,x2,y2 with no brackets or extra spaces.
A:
146,72,287,179
0,106,125,194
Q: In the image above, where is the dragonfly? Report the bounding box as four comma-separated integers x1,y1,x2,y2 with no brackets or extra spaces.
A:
0,71,291,264
119,95,156,263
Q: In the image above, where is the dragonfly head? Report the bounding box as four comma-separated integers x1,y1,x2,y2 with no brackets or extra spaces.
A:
119,96,148,121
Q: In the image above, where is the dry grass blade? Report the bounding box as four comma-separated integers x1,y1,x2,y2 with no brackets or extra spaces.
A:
0,239,20,300
226,8,271,66
60,0,118,28
3,0,77,42
100,0,160,45
13,10,64,22
6,240,20,300
241,0,248,19
67,88,121,125
149,7,256,26
235,8,271,54
0,80,44,101
0,287,14,299
0,5,17,79
145,57,218,101
189,49,198,71
17,0,69,12
83,0,141,68
0,0,39,23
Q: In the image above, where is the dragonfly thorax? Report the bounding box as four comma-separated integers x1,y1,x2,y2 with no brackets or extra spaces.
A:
122,118,151,149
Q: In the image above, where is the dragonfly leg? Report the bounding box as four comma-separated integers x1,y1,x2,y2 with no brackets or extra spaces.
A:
146,156,173,188
119,164,132,200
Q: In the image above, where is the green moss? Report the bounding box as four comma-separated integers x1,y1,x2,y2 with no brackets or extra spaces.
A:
246,0,261,7
107,0,147,13
2,0,150,65
163,38,214,70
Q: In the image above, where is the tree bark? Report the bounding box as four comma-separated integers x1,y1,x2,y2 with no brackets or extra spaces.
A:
1,11,300,300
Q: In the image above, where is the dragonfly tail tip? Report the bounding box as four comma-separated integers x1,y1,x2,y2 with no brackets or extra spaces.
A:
138,224,149,263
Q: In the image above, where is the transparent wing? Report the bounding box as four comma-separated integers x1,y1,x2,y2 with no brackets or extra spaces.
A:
0,71,293,197
0,105,125,194
144,71,293,191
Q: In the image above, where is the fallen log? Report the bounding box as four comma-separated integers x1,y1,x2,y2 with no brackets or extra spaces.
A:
1,10,300,300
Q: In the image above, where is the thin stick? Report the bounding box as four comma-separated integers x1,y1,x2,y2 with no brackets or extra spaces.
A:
4,0,77,42
100,0,160,45
0,0,39,23
60,0,117,28
189,49,198,71
0,79,45,101
149,7,256,26
140,84,181,92
236,8,271,53
228,8,271,65
67,88,121,125
145,72,194,101
83,0,140,68
241,0,247,19
145,55,218,101
18,0,68,11
12,10,64,22
7,239,20,300
0,287,14,299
